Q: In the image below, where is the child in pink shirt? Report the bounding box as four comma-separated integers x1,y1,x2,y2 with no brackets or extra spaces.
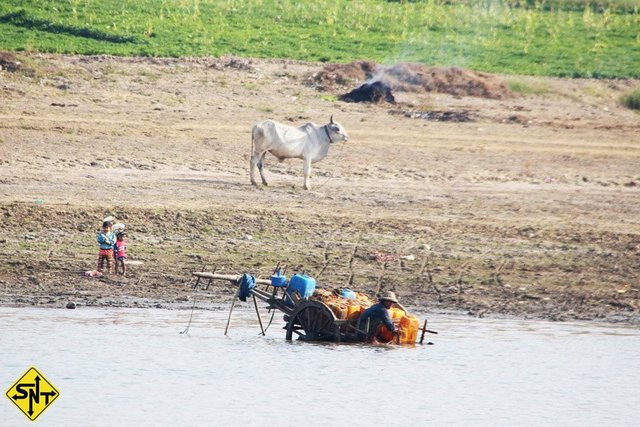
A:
114,231,127,275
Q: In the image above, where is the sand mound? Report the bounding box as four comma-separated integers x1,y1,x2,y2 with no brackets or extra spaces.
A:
310,61,511,99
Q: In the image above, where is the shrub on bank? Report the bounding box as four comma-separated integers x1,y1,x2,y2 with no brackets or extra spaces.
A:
620,87,640,110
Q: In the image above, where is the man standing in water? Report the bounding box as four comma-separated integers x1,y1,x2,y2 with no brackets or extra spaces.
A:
358,291,402,342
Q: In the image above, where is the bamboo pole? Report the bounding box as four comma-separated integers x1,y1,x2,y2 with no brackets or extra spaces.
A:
224,284,241,336
193,272,271,286
252,288,273,301
253,294,266,336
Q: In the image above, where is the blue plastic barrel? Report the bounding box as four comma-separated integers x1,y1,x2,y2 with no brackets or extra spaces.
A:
271,274,287,287
287,274,316,301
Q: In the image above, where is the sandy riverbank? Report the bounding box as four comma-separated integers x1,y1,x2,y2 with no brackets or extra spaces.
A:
1,54,638,323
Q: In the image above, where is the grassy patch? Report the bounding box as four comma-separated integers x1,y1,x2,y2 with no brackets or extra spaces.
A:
620,87,640,110
138,69,160,81
0,1,639,78
582,83,607,98
508,79,550,96
320,94,338,102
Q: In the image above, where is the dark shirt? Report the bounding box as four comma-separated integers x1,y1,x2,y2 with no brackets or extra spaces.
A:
358,302,396,333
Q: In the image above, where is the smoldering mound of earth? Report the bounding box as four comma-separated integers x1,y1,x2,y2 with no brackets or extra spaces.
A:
308,60,378,91
309,61,511,100
340,80,396,104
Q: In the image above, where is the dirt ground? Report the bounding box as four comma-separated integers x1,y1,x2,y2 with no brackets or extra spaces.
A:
0,54,639,324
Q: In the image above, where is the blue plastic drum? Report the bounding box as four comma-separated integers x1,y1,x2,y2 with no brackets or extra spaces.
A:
271,274,287,287
287,274,316,300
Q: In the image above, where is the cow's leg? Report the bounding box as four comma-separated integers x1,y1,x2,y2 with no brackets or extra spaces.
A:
303,157,312,190
250,152,263,186
258,153,268,186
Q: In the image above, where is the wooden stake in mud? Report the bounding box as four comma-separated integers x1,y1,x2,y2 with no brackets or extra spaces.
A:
419,319,428,345
253,294,266,336
224,283,242,336
419,318,438,344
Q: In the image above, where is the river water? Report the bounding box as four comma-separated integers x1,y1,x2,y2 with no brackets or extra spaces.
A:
1,306,638,426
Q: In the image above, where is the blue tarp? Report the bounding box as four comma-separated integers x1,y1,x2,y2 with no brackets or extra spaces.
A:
238,273,256,302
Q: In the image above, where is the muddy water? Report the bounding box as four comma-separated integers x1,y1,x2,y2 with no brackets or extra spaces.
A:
1,307,638,426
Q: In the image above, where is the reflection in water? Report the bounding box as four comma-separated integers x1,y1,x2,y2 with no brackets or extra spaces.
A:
1,307,638,426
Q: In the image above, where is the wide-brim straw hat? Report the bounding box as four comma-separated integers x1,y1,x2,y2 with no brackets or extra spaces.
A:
379,291,398,303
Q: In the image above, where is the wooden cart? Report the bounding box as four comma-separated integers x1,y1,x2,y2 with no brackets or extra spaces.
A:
191,271,434,344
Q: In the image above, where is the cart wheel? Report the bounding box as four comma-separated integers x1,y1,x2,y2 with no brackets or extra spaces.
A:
285,301,338,341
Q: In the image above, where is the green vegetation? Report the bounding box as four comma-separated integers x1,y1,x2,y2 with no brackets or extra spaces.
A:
320,94,339,102
620,86,640,109
508,79,551,95
0,0,638,78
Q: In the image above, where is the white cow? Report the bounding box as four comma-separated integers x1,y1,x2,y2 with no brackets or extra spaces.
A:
250,115,349,190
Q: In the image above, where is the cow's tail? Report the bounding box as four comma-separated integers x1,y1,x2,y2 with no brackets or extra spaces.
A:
250,125,257,156
249,125,261,185
251,125,264,156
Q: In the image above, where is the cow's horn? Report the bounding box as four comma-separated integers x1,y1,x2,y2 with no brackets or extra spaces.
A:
330,114,334,124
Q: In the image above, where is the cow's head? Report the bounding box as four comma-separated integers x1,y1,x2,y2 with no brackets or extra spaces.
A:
326,115,349,142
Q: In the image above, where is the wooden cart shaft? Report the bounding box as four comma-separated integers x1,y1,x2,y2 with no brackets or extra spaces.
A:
192,271,293,315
